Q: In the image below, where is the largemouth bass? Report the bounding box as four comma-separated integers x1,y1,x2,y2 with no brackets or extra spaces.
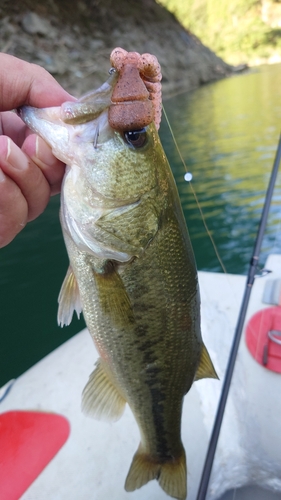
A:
19,48,217,500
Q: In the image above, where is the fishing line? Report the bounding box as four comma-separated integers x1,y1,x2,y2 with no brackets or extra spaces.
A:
162,106,227,274
196,132,281,500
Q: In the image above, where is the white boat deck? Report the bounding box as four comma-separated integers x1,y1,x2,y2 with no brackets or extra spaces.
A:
1,256,281,500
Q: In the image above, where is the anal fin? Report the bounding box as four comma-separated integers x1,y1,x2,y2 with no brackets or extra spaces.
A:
57,265,82,327
194,343,219,381
82,359,126,422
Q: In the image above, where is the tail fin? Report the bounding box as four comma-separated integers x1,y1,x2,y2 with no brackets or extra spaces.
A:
125,444,187,500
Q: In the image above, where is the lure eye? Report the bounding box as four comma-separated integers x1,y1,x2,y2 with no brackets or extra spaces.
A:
124,129,147,149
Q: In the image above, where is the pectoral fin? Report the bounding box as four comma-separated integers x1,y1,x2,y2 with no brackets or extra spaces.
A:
93,263,135,327
82,359,126,422
57,266,82,327
194,343,219,381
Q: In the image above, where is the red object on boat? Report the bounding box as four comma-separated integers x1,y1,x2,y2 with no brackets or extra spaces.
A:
0,410,70,500
246,306,281,373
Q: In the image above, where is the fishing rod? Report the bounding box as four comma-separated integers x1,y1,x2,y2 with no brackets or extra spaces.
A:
196,133,281,500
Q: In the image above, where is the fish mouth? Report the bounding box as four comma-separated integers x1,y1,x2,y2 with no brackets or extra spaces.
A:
18,105,63,126
17,105,72,164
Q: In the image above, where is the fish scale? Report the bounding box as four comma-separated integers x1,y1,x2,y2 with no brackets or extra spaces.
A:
18,50,218,500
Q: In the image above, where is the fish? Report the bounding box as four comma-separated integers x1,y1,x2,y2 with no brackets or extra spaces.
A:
18,48,217,500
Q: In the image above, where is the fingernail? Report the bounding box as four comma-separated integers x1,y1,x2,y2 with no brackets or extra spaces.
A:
35,136,56,166
0,168,6,182
6,138,28,170
0,136,8,160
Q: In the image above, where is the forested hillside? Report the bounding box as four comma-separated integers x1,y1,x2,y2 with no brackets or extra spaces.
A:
0,0,236,98
157,0,281,65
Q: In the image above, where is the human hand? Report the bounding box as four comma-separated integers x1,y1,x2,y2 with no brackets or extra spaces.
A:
0,53,75,247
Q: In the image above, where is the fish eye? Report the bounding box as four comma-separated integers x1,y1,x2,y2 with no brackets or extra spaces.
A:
124,129,147,149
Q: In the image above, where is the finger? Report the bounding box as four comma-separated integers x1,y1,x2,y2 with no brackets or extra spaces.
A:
0,54,75,111
0,168,28,248
0,136,51,222
22,134,65,195
0,111,27,146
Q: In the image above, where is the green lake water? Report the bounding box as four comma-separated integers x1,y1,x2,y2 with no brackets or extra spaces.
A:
1,63,281,386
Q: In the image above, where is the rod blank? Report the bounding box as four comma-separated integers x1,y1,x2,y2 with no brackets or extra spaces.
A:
196,133,281,500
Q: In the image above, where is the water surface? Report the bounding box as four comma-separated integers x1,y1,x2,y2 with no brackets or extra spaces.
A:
161,63,281,273
1,63,281,385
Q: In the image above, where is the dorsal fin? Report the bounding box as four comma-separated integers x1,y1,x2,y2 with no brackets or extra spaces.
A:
194,343,219,381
